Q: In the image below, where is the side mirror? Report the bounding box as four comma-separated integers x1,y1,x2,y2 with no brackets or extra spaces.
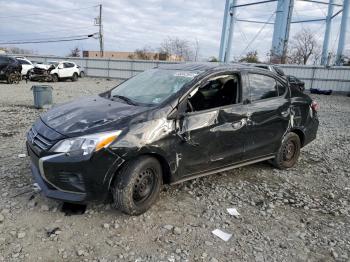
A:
167,98,188,120
58,64,64,69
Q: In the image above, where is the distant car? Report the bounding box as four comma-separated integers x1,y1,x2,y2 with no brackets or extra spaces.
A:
77,65,85,78
29,61,80,82
287,75,305,92
15,57,34,77
0,55,22,84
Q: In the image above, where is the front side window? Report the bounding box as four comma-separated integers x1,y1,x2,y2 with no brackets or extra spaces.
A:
249,74,278,101
188,73,241,112
110,69,200,106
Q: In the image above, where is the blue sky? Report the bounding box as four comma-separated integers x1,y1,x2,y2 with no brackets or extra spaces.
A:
0,0,348,61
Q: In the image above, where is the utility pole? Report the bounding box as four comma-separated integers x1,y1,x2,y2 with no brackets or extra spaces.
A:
98,4,104,57
336,0,349,65
321,0,334,65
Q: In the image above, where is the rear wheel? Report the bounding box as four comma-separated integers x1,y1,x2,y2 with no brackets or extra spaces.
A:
6,72,21,84
80,71,85,78
72,73,78,81
271,132,301,169
112,156,163,215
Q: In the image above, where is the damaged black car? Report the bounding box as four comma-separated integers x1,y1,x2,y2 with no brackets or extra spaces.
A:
26,63,319,215
0,55,22,84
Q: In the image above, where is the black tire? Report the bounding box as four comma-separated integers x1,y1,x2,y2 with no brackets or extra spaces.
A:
72,73,78,82
272,132,301,169
51,74,59,82
80,71,85,78
112,156,163,215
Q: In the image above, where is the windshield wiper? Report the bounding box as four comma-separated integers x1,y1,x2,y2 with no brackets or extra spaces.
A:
111,95,137,105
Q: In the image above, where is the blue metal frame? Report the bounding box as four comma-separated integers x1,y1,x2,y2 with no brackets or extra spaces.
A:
336,0,349,65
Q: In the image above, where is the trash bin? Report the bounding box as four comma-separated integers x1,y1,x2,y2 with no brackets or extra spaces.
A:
31,85,53,109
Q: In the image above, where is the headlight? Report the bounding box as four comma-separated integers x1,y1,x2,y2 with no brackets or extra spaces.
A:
51,131,122,156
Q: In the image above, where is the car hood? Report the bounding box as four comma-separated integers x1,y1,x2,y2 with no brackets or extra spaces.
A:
40,96,148,137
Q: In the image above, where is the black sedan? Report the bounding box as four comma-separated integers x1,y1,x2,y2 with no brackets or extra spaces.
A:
26,63,319,215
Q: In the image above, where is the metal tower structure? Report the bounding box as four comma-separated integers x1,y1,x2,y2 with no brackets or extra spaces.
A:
336,0,349,65
271,0,294,63
321,0,334,65
219,0,237,62
219,0,348,65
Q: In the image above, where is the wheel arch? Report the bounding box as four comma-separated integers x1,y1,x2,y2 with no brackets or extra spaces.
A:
290,128,305,147
108,152,172,192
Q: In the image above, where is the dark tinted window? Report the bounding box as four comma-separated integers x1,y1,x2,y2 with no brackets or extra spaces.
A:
249,74,278,101
0,56,8,63
64,62,75,68
17,59,31,65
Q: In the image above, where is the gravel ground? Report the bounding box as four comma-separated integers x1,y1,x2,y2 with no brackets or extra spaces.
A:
0,78,349,262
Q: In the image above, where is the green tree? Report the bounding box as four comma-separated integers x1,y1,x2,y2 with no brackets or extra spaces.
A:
239,51,260,63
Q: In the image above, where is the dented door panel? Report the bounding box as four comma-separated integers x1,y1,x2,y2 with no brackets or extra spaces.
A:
244,96,291,159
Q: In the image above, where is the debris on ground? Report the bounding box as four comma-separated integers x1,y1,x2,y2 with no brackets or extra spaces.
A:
212,229,233,241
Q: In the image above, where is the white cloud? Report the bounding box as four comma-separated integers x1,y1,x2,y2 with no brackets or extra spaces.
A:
0,0,348,60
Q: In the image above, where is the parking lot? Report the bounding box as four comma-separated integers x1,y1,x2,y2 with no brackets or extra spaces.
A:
0,78,349,261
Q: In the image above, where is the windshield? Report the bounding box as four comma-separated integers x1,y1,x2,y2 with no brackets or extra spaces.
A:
48,61,59,67
110,69,200,106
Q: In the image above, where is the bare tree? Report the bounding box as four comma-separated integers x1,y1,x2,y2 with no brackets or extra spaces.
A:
287,29,320,65
134,46,153,60
159,37,194,61
1,46,33,55
68,47,80,57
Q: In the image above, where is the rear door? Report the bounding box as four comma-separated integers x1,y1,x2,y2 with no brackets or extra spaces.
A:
244,72,290,160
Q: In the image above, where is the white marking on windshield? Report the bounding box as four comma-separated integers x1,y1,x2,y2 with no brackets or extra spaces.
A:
174,72,199,78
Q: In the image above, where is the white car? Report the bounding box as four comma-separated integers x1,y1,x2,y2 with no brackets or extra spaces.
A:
30,61,80,82
16,57,34,76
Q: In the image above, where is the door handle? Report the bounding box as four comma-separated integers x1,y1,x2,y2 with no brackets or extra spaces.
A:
281,110,290,117
232,118,247,130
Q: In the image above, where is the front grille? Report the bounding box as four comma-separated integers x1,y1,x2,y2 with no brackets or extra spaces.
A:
27,127,55,151
33,67,47,75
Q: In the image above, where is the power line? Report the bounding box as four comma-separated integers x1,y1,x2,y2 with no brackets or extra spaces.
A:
0,5,99,19
0,25,96,38
0,34,97,45
239,11,275,56
297,0,342,6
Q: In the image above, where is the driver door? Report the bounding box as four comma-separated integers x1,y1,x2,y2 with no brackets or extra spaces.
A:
175,71,248,178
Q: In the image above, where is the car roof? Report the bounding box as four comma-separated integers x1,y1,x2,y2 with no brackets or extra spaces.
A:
157,62,252,72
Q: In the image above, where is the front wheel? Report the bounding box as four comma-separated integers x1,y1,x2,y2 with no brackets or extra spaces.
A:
112,156,163,215
51,74,59,82
271,132,301,169
71,73,78,81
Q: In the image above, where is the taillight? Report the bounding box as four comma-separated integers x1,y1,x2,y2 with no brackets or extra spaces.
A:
311,101,319,111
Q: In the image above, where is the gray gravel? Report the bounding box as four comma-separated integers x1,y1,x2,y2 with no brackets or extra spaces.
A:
0,78,349,261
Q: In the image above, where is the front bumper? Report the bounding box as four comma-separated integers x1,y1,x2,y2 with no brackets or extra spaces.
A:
27,142,124,203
